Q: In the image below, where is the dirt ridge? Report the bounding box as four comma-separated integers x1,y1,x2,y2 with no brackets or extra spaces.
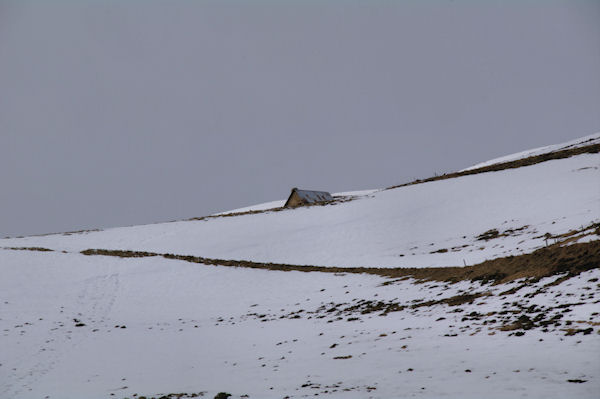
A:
386,142,600,190
80,240,600,284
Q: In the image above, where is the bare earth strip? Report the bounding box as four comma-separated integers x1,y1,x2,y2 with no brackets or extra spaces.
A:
78,239,600,284
386,142,600,190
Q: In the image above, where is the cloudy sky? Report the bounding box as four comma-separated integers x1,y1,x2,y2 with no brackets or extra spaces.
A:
1,1,599,237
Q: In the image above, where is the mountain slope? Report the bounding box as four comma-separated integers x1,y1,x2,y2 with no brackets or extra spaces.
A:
3,140,598,269
1,134,599,399
460,132,600,171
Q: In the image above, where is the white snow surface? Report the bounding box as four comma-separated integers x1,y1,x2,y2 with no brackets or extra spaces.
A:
1,250,599,399
2,136,600,399
3,154,598,268
460,132,600,171
213,189,378,215
213,199,286,215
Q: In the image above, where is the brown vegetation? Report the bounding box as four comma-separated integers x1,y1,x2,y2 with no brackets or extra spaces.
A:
5,246,53,252
80,239,600,284
386,143,600,190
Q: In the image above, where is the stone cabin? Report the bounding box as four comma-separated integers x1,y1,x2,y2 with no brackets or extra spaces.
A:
284,188,333,208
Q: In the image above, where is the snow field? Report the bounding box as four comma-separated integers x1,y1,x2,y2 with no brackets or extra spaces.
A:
2,134,599,399
2,153,598,269
1,250,598,398
460,132,600,171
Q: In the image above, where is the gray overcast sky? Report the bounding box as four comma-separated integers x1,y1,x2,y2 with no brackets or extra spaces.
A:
1,1,599,237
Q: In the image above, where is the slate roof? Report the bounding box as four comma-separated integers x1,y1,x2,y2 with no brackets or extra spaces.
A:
285,188,333,207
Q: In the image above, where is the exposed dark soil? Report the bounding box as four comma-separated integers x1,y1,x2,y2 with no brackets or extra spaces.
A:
476,229,500,241
80,239,600,284
413,292,488,308
304,292,489,319
130,393,206,399
4,246,54,252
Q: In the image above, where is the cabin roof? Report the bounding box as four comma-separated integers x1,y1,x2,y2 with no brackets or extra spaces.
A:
285,188,333,207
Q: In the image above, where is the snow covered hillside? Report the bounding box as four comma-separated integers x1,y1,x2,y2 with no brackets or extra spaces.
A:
1,135,599,399
2,145,598,269
460,132,600,171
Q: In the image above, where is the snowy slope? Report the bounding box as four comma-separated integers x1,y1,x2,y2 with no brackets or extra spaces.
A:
3,153,598,268
213,189,378,215
1,135,599,399
1,250,599,399
213,199,286,215
460,132,600,171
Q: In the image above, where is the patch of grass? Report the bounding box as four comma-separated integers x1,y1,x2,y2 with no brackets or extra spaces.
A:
430,248,449,254
476,225,530,242
500,315,535,331
6,247,53,252
132,393,206,399
477,229,500,241
80,249,157,258
563,327,594,336
412,292,488,310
